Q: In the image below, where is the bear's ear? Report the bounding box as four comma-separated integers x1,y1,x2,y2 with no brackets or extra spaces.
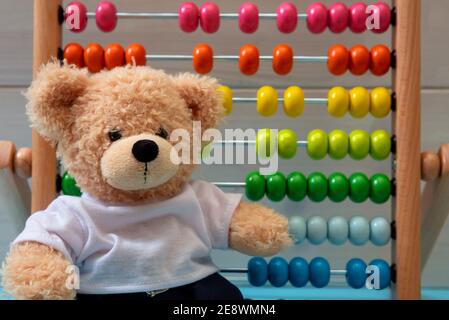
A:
172,73,224,131
25,62,89,143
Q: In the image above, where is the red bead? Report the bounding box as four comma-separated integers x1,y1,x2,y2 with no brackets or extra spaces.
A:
178,2,199,33
276,3,298,33
193,44,213,74
239,44,259,75
104,44,125,70
63,43,84,68
349,45,370,76
369,2,391,34
272,44,293,75
199,3,220,33
327,45,349,76
328,2,349,33
126,44,147,66
239,2,259,34
84,43,105,73
96,1,117,32
65,1,87,33
370,45,391,76
349,2,368,33
306,2,328,34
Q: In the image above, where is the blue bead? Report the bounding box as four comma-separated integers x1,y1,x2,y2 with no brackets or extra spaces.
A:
368,259,391,290
289,257,309,287
349,216,370,246
346,258,368,289
370,217,391,246
307,216,328,245
248,257,268,287
268,257,289,287
289,215,307,244
309,257,330,288
328,216,348,245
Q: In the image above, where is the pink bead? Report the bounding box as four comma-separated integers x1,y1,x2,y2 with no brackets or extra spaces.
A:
199,3,220,33
349,2,368,33
239,2,259,34
370,2,391,33
178,2,199,33
306,3,327,34
276,2,298,34
65,1,87,33
328,2,349,33
95,1,117,32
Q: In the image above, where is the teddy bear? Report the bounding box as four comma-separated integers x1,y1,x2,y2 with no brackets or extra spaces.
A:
2,62,291,300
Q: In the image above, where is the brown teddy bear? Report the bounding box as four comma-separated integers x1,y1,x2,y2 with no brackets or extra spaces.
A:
2,62,291,300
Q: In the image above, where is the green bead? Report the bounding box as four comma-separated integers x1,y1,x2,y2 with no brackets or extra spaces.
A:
349,130,370,160
307,129,328,160
370,174,391,204
266,172,287,202
245,171,266,201
328,172,349,203
287,172,307,201
349,173,370,203
370,130,391,160
61,172,82,197
328,130,349,160
307,172,328,202
278,129,297,159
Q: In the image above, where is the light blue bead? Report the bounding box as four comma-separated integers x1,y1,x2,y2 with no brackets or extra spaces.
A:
368,259,391,290
328,216,349,245
289,215,307,244
309,257,330,288
248,257,268,287
346,258,368,289
289,257,309,288
268,257,289,287
307,216,328,245
349,216,370,246
370,217,391,246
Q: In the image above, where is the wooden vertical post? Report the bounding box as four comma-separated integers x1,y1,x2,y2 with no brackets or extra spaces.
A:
393,0,421,299
31,0,62,212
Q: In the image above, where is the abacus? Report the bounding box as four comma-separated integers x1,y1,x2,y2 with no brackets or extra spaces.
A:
28,0,423,299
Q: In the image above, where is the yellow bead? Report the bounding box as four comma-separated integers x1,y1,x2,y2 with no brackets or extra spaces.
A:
370,87,391,118
349,87,370,119
283,86,304,118
328,87,349,118
257,86,278,117
218,85,233,115
256,128,274,158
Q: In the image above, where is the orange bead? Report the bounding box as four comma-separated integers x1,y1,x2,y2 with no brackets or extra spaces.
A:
349,45,370,76
63,43,84,68
327,45,349,76
192,44,213,74
239,44,259,75
84,43,105,73
272,44,293,75
104,43,125,70
125,43,147,66
370,45,391,76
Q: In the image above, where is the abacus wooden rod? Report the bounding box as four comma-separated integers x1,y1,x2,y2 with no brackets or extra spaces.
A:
85,12,309,20
145,55,328,63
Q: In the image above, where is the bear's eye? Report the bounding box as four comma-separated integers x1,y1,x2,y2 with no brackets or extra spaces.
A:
108,129,122,142
156,127,169,140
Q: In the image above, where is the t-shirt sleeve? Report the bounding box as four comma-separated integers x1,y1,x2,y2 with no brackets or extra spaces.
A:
191,180,242,249
12,197,86,264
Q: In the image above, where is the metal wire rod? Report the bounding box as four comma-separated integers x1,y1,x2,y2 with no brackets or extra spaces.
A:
86,12,309,20
146,55,328,63
220,268,347,275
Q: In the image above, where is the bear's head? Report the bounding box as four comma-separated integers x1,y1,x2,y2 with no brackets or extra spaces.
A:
26,62,223,203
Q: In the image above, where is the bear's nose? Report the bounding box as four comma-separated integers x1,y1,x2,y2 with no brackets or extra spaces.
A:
132,140,159,163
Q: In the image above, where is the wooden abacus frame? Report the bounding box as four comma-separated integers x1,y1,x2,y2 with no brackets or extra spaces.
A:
31,0,421,299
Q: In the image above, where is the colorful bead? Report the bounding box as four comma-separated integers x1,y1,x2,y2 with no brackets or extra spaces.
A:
328,172,349,202
65,1,88,33
63,43,84,68
370,130,391,160
239,2,259,34
248,257,268,287
370,2,391,34
239,44,260,75
370,174,391,204
306,3,328,34
218,86,233,115
287,172,307,202
349,45,370,76
307,216,327,245
349,173,370,203
268,257,289,287
283,86,304,118
349,216,370,246
289,257,309,287
62,172,81,196
348,2,368,33
256,128,274,158
327,45,349,76
289,215,307,243
370,87,391,118
328,216,349,245
104,44,125,70
370,45,391,76
368,259,390,289
178,2,199,33
327,87,348,118
346,258,367,289
307,129,328,160
272,44,293,75
309,257,330,288
308,172,328,202
96,1,117,32
257,86,278,117
199,2,220,33
349,130,370,160
266,172,287,202
278,129,297,159
125,43,147,66
349,87,370,118
276,3,298,33
245,171,265,201
84,43,105,73
328,130,349,160
328,2,349,33
192,44,213,74
370,217,391,246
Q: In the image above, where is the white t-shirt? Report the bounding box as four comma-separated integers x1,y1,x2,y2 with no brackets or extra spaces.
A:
13,180,242,294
